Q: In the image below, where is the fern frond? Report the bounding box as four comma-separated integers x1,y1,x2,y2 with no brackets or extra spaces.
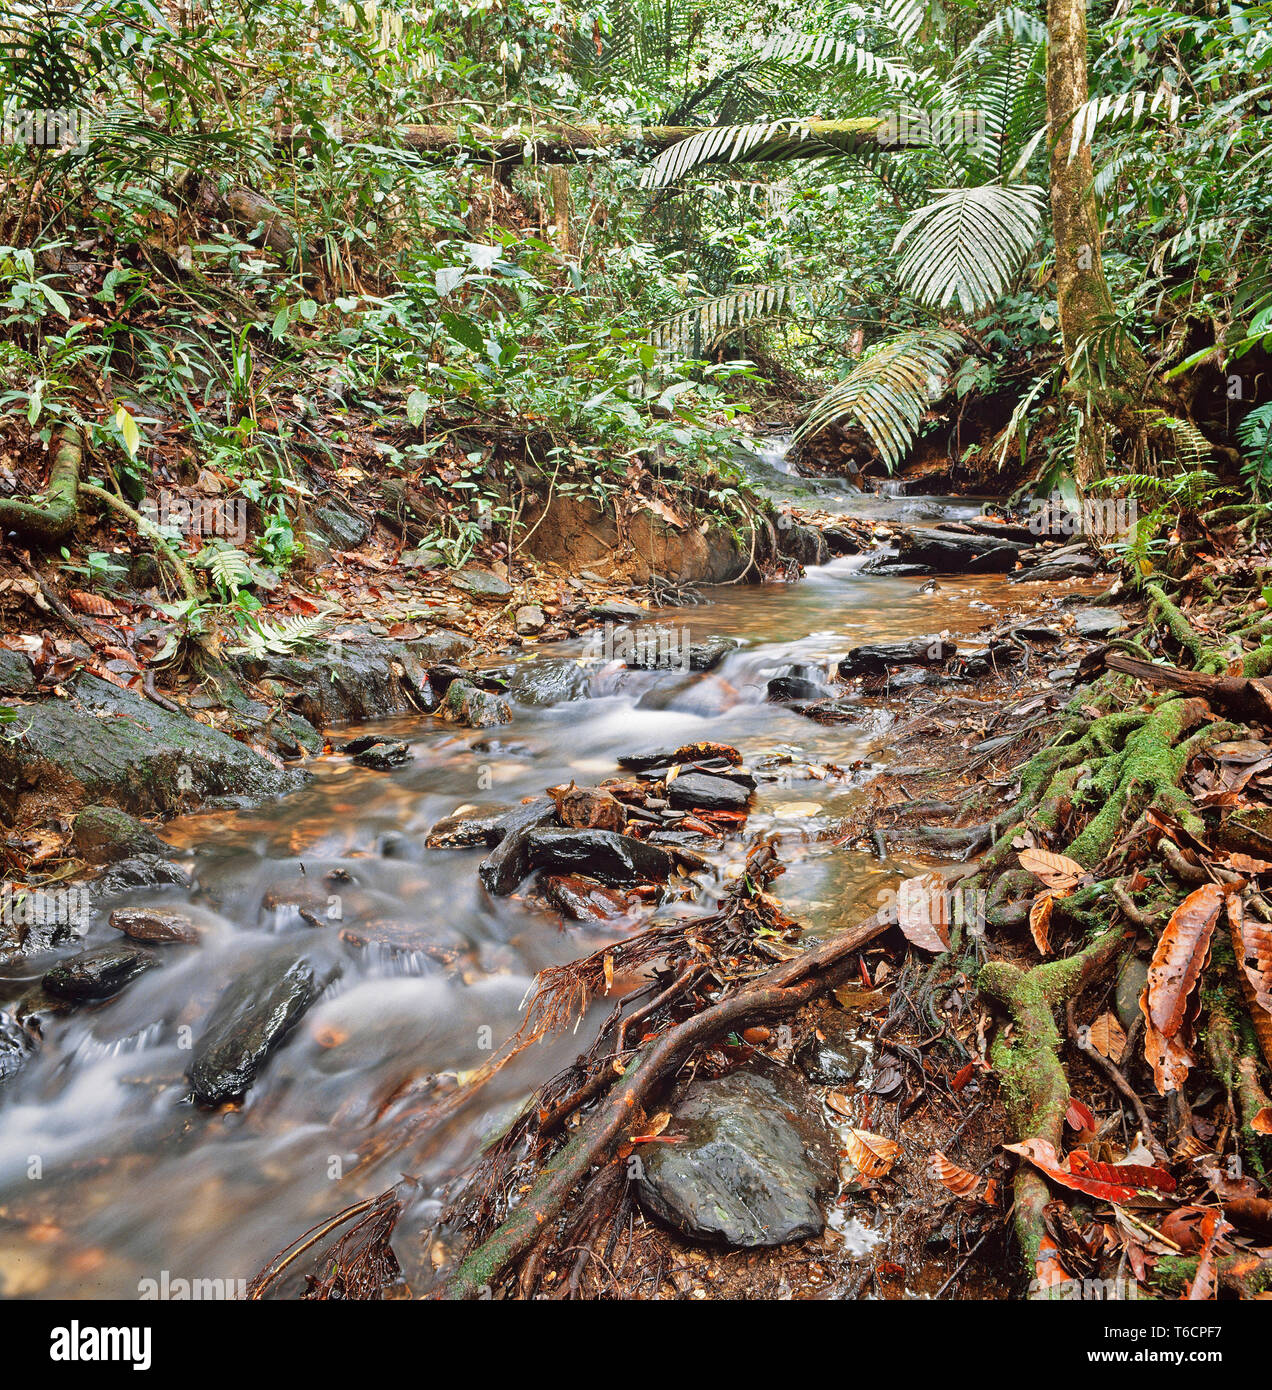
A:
230,612,330,657
793,328,964,471
892,183,1045,314
651,282,812,357
195,544,254,594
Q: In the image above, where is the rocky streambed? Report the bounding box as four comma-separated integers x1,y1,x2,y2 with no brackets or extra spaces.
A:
0,470,1123,1299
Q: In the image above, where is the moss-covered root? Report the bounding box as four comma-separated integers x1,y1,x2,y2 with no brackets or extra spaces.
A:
979,929,1127,1290
79,482,201,601
1145,581,1228,675
1207,1007,1272,1168
0,426,80,544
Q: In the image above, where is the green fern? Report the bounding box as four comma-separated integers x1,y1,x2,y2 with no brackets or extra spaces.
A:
230,612,330,658
793,328,964,470
195,543,254,597
1237,401,1272,498
651,282,811,356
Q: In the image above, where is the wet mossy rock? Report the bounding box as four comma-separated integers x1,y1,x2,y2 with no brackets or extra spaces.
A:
442,679,513,727
636,1066,839,1247
73,805,168,865
0,672,305,823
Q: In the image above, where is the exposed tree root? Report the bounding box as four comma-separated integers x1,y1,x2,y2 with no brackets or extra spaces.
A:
439,905,894,1300
0,428,81,544
979,929,1128,1283
78,482,201,601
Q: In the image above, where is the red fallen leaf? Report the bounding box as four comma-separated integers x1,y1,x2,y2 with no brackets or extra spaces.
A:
1034,1232,1072,1291
1159,1205,1211,1253
1004,1138,1175,1204
1141,882,1226,1095
1066,1098,1096,1133
951,1061,976,1092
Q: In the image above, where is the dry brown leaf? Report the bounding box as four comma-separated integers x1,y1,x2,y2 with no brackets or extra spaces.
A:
1140,882,1225,1094
1087,1012,1126,1064
896,872,951,953
1252,1107,1272,1135
67,589,121,617
844,1129,902,1180
1029,893,1054,955
1018,846,1085,891
927,1149,981,1198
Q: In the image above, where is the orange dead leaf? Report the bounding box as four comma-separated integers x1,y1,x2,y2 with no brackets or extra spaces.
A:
1252,1107,1272,1135
844,1129,903,1180
1087,1012,1126,1064
67,589,121,617
1029,893,1054,955
927,1149,981,1198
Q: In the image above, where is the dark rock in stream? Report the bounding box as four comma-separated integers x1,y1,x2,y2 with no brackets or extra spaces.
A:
73,805,168,865
1074,607,1126,638
797,1014,868,1085
0,1010,33,1085
777,523,830,568
349,738,412,770
97,856,189,896
505,659,589,707
541,874,631,922
109,907,202,945
666,772,751,812
477,799,559,894
1009,552,1098,583
766,675,827,703
618,743,743,774
792,697,865,724
525,828,674,885
187,950,341,1106
0,672,305,822
838,636,957,677
636,1066,839,1247
43,943,158,1002
426,806,514,849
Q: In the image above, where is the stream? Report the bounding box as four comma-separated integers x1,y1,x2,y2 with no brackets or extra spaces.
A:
0,446,1026,1298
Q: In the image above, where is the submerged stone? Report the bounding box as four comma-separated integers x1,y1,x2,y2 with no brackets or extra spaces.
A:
506,659,588,707
43,943,158,1002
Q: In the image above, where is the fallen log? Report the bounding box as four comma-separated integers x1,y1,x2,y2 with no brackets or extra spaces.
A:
278,116,905,166
1105,652,1272,726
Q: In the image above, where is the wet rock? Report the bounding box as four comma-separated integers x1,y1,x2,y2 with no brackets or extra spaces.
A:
98,856,189,896
688,636,742,671
73,805,167,865
822,527,861,555
0,1010,33,1085
1009,553,1098,583
767,676,826,703
451,567,511,599
666,772,751,812
777,523,830,568
312,503,371,551
618,742,742,773
43,943,158,1002
590,601,647,621
426,806,513,849
506,659,588,707
797,1015,868,1085
110,907,202,944
0,649,35,696
515,604,546,635
350,739,412,770
0,672,305,822
557,786,626,832
636,1066,838,1247
839,636,956,677
525,828,673,885
400,546,444,569
1115,955,1149,1031
338,918,468,966
1074,607,1126,639
541,874,630,922
478,799,559,894
890,527,1023,574
187,950,340,1105
441,680,512,728
793,698,864,724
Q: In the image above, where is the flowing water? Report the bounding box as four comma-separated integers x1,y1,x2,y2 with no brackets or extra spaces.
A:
0,454,1029,1298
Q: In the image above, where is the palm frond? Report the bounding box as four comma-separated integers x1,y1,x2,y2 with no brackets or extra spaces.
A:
794,328,964,470
641,117,891,188
651,282,812,356
1066,87,1182,162
892,183,1045,314
760,32,916,89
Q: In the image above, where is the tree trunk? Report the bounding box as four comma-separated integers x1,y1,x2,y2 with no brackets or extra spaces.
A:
1046,0,1148,483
